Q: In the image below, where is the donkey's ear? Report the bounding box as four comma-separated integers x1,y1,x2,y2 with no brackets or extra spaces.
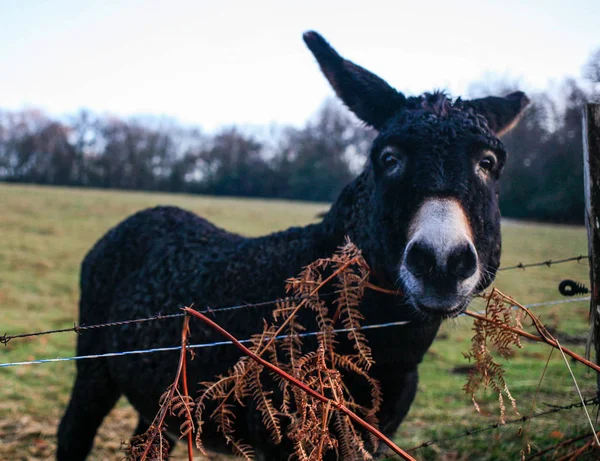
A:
465,91,530,136
303,31,406,130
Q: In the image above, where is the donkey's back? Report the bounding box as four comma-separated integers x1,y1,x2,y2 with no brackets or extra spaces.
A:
58,206,252,459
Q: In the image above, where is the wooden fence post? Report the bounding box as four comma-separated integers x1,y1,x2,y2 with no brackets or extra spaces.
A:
583,103,600,395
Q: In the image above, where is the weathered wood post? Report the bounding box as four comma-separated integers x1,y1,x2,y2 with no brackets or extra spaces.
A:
583,103,600,394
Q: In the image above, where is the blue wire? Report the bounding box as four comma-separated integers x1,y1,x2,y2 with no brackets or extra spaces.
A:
2,296,589,369
0,320,411,368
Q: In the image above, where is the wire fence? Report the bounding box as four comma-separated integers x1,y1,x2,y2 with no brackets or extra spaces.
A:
0,294,591,368
498,255,588,272
365,396,600,460
406,397,600,452
1,252,596,458
1,295,590,355
0,290,352,346
2,253,591,347
0,318,413,368
366,397,600,461
1,254,593,370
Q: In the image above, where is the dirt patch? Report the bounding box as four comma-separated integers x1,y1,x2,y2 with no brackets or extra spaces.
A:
0,404,238,460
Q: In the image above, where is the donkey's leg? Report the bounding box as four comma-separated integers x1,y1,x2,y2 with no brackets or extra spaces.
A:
132,415,151,437
57,360,121,461
374,367,420,456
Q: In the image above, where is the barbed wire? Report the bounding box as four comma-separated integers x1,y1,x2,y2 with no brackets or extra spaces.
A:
1,294,589,367
1,292,347,346
368,396,600,461
527,431,597,460
1,257,596,458
498,255,588,272
467,296,591,318
2,286,589,349
1,252,589,346
0,318,411,368
406,396,599,451
0,312,186,345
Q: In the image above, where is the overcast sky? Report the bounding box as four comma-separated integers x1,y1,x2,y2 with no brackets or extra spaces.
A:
1,0,598,131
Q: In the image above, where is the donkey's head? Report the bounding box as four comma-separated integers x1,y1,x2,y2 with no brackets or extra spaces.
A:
304,31,529,318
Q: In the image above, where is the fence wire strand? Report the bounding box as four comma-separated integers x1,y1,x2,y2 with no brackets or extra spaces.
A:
1,292,345,346
2,292,590,348
0,252,595,459
393,397,599,455
0,319,412,368
2,294,591,367
498,255,588,272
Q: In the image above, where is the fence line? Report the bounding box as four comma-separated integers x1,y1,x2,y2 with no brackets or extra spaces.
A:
521,296,590,309
1,295,591,368
394,397,599,455
2,291,590,348
468,296,591,318
1,293,343,345
0,319,411,368
498,255,588,272
411,396,598,449
0,258,595,458
0,312,186,345
1,252,589,346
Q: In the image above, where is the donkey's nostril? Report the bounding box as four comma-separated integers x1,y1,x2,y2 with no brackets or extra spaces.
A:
405,241,477,283
447,244,477,280
405,241,437,277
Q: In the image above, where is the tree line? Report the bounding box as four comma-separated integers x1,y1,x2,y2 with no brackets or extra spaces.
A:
1,49,599,223
0,100,373,203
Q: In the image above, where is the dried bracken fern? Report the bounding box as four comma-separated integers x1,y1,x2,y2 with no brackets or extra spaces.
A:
125,429,171,461
463,289,524,423
195,239,382,460
126,317,195,461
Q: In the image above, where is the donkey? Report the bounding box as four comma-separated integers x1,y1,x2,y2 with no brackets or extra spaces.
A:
57,31,529,460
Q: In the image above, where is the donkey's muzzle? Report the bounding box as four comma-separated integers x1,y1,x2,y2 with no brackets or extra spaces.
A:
405,241,477,285
400,198,480,316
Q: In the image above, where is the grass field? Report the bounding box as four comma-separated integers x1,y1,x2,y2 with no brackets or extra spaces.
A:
0,183,597,460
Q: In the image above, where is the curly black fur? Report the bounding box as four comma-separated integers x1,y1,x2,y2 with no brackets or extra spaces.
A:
57,31,529,460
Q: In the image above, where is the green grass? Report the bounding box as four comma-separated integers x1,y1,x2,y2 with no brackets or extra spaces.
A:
0,183,596,460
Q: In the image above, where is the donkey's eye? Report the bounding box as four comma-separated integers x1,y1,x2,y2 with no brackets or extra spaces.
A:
479,155,496,172
379,146,404,173
382,153,397,168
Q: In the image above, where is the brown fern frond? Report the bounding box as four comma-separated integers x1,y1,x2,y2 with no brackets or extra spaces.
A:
170,393,195,418
293,439,310,461
333,354,383,414
125,429,171,461
279,310,305,370
337,295,372,368
126,316,195,461
363,413,381,453
170,390,195,438
195,375,236,452
231,358,256,405
333,412,353,460
248,364,283,443
192,239,387,461
309,297,337,360
332,242,372,368
346,413,374,461
215,402,255,460
463,289,526,422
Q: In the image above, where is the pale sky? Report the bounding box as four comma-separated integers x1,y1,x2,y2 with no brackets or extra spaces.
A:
1,0,598,131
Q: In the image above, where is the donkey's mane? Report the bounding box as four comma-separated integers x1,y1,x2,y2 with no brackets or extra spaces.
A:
419,91,453,116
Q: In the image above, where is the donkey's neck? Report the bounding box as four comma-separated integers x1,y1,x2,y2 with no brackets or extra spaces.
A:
320,169,387,278
237,170,380,297
322,170,372,236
